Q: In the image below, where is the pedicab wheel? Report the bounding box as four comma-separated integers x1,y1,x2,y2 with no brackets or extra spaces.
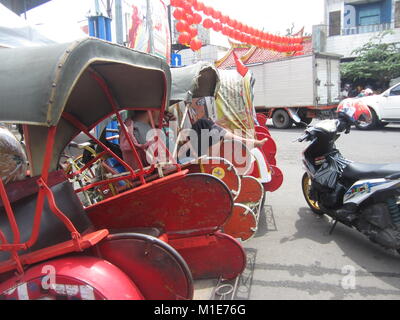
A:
223,204,258,242
301,172,324,215
263,165,283,192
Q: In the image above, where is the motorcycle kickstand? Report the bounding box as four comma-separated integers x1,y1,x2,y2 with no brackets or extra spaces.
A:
329,220,338,235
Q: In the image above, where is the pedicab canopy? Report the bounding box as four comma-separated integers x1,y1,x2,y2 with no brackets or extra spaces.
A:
170,61,220,104
0,38,171,175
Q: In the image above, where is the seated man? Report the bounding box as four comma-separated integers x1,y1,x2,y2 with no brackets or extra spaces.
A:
119,110,166,170
182,97,268,161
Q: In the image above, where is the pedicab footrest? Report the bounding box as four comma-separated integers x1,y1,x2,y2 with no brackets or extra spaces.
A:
0,229,109,275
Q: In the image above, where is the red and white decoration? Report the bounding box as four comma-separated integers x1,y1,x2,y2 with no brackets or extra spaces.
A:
171,0,304,52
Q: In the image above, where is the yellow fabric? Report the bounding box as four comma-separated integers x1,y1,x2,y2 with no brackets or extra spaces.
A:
215,71,255,139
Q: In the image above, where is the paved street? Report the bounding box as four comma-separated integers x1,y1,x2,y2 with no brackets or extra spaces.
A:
195,122,400,300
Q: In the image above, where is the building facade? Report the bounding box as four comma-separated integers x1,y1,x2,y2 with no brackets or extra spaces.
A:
314,0,400,59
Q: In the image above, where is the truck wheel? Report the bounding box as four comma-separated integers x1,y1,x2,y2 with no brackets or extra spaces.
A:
355,107,377,130
272,109,292,129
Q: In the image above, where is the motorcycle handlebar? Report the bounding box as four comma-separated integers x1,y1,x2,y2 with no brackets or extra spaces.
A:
296,132,310,143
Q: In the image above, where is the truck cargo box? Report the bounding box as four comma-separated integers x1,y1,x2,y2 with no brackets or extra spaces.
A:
250,52,342,109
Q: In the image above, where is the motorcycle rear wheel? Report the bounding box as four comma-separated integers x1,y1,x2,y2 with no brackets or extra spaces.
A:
301,173,324,216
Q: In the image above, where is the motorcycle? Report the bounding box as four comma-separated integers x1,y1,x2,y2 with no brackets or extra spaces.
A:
298,101,400,253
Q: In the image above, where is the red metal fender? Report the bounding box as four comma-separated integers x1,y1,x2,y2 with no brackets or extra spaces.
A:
187,157,241,200
223,204,257,242
255,132,277,165
169,231,247,280
93,232,194,300
263,165,284,192
256,113,268,127
86,174,233,235
255,125,271,137
236,176,265,204
0,256,143,300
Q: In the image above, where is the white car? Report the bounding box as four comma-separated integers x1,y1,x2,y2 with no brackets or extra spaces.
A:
356,83,400,130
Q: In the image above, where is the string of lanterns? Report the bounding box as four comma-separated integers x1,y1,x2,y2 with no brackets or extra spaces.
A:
171,0,305,52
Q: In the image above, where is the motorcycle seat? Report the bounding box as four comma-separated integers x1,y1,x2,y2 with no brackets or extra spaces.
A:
342,162,400,181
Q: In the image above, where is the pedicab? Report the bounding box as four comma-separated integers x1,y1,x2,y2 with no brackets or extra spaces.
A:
45,39,245,282
168,62,281,242
0,39,205,300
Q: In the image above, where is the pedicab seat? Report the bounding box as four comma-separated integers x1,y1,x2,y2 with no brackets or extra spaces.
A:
0,171,93,263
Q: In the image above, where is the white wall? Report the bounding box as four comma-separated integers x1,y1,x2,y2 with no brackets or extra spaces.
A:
326,27,400,57
323,0,400,57
180,45,228,66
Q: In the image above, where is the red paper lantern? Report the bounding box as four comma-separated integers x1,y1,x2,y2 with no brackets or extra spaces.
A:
212,10,221,20
173,8,185,20
203,6,212,16
203,18,213,29
222,26,230,36
190,38,202,51
176,20,190,33
231,19,239,29
189,26,198,38
261,40,268,49
212,22,222,32
184,13,194,25
174,0,183,7
178,32,191,45
183,1,192,11
209,7,215,18
194,1,204,11
220,15,228,25
193,13,202,24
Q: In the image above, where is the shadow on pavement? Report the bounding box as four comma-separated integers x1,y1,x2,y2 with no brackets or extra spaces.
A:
279,206,400,294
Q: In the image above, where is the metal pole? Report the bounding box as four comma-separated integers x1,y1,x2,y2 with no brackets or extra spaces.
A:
23,0,27,19
115,0,124,44
106,0,112,18
94,0,100,15
147,0,154,54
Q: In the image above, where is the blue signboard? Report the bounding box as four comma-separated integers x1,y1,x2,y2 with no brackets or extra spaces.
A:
171,53,182,67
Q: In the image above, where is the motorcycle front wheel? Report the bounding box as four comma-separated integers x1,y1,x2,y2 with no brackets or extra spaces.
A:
301,173,324,216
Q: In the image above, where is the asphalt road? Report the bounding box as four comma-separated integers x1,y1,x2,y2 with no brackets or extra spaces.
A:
195,122,400,300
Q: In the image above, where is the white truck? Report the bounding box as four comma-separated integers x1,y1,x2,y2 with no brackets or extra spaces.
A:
249,52,343,129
